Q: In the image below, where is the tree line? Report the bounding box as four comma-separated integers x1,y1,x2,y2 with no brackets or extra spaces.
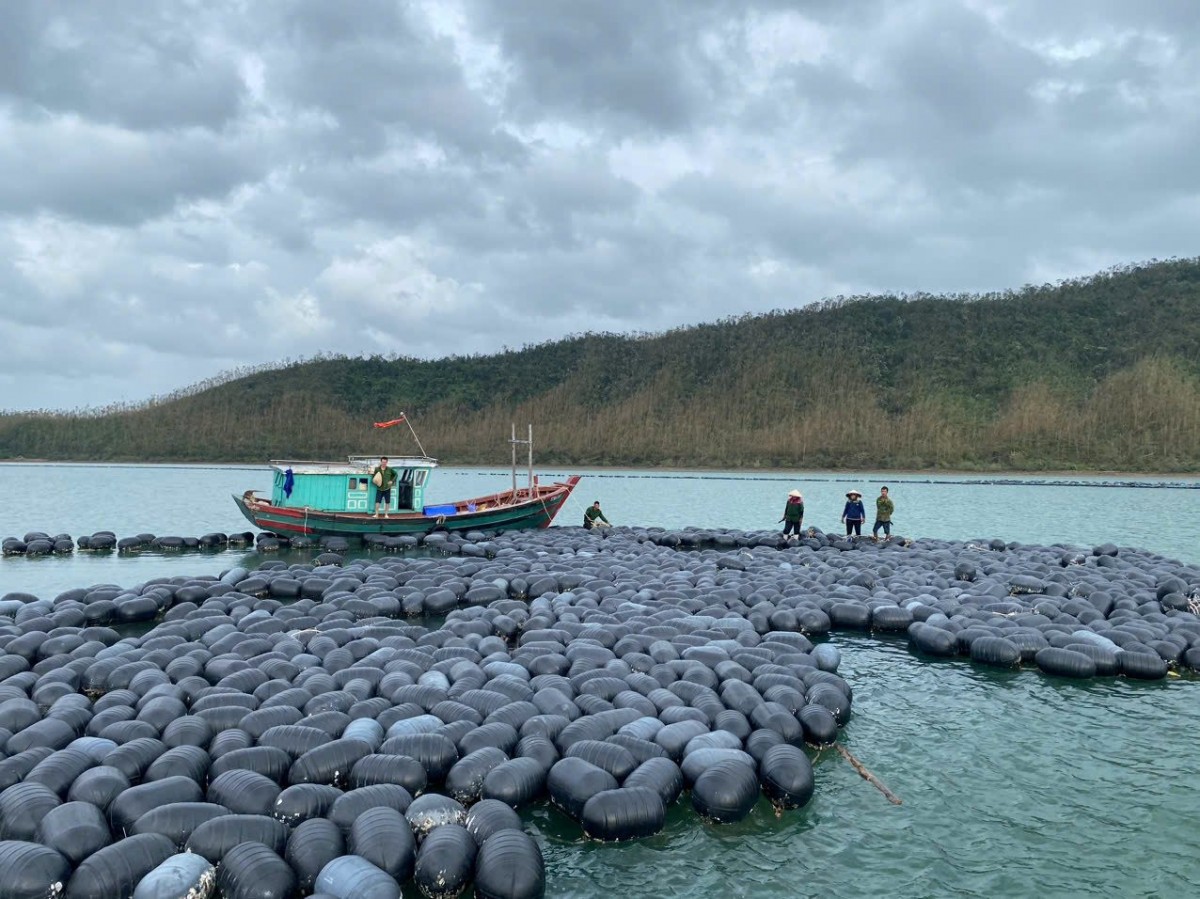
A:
2,258,1200,472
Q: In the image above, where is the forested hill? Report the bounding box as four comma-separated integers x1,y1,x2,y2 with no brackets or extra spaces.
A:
4,259,1200,471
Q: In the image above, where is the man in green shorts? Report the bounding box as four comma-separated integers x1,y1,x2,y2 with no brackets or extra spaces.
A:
371,457,398,517
872,486,894,540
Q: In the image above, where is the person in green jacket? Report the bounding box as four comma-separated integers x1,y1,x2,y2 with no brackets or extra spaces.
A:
583,500,611,530
780,489,805,539
371,457,398,517
872,486,894,540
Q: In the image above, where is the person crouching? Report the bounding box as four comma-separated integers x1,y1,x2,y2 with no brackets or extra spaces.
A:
583,501,611,530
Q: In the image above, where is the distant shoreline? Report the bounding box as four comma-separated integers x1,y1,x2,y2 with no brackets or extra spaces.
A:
1,457,1197,481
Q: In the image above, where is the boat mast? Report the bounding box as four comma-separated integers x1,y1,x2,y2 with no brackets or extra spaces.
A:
509,424,534,499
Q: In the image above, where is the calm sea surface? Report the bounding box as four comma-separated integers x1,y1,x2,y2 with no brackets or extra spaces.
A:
1,462,1198,898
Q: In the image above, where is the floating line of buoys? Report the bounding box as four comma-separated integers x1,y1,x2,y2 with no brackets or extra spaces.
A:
2,531,257,556
0,525,1197,897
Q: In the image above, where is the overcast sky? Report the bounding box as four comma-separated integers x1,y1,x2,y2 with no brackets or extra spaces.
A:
2,1,1198,411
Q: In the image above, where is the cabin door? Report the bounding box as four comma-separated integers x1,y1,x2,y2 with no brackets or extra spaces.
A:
397,469,415,510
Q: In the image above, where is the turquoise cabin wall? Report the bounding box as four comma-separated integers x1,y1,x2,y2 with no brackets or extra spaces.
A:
270,467,432,512
272,471,380,511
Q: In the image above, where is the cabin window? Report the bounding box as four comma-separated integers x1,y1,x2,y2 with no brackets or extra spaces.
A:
415,470,428,486
348,477,369,491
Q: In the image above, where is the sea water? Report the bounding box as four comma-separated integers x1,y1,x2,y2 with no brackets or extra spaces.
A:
1,462,1197,897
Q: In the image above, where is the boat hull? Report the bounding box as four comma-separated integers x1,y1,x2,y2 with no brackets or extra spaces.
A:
233,477,581,537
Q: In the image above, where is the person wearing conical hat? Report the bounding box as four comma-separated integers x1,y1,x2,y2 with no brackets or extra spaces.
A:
780,489,805,539
841,489,866,537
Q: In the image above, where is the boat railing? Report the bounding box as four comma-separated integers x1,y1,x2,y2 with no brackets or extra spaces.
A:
346,454,438,467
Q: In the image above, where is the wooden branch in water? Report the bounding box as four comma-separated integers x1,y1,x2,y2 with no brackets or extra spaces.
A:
836,743,902,805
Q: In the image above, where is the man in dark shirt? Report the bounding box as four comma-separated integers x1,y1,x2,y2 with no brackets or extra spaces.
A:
583,501,611,529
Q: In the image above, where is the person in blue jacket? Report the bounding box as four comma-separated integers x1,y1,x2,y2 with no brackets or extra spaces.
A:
841,489,866,537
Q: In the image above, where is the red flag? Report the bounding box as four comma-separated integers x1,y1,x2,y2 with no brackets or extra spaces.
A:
373,415,406,429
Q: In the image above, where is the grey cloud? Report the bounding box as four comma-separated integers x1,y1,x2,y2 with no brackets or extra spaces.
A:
297,164,488,234
260,1,522,161
1,3,245,131
667,171,904,262
994,0,1200,39
493,151,642,251
879,6,1045,135
466,0,728,134
0,118,264,225
1,0,1198,411
775,2,1200,220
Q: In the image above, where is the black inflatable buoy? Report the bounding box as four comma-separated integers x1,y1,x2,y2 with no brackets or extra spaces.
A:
691,759,760,823
474,830,546,899
758,744,815,809
581,787,666,841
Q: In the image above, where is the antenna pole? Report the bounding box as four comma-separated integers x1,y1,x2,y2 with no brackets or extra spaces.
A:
508,424,536,500
511,423,517,499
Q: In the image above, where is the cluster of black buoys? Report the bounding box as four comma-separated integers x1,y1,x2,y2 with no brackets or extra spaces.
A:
638,526,1200,678
2,528,523,558
254,530,518,556
0,529,856,898
0,526,1198,899
2,531,259,556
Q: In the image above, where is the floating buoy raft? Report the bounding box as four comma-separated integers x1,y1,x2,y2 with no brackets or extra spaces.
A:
0,525,1196,896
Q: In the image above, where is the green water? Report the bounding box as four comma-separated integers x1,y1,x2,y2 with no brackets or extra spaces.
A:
2,463,1199,897
533,637,1198,897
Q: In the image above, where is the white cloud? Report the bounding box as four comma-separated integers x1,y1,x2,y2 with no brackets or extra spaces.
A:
8,215,122,298
316,236,482,325
255,289,332,339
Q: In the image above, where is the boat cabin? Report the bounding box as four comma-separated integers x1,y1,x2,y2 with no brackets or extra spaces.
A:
268,455,438,514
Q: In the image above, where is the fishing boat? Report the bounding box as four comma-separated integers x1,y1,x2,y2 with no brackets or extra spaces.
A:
233,421,581,537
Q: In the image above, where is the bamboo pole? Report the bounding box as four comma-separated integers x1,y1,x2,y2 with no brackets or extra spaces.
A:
835,743,902,805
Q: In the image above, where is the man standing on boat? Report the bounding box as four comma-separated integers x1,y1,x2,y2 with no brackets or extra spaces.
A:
371,457,398,517
583,500,611,530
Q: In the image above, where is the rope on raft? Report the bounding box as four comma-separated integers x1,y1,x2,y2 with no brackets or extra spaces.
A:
835,743,902,805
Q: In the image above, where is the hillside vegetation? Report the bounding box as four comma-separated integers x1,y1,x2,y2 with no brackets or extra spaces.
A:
3,259,1200,471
